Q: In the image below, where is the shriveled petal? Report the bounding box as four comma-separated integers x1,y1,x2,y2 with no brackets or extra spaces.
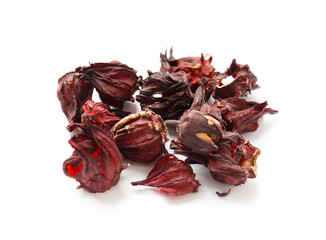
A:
131,154,200,195
217,97,278,133
212,59,259,99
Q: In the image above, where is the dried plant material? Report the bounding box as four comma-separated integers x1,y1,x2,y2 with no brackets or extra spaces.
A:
160,48,215,93
81,100,121,131
212,59,259,99
111,109,169,162
79,61,141,108
63,120,127,193
57,71,93,123
216,97,278,134
131,154,200,195
136,71,193,120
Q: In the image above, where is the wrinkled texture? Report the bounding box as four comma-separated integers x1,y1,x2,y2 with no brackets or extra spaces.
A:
111,109,169,162
131,154,200,195
136,71,193,120
177,132,260,186
57,71,93,123
63,120,126,193
216,97,278,134
81,100,121,131
171,83,262,187
79,61,140,108
212,59,259,99
160,49,215,93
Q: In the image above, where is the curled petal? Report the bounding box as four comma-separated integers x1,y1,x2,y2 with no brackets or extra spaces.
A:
131,154,200,195
212,59,259,99
217,97,278,134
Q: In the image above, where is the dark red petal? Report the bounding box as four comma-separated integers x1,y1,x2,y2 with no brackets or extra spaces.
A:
57,71,93,123
131,154,200,195
217,97,278,134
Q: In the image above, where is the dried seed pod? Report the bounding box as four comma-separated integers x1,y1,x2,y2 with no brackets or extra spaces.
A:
131,154,200,195
216,97,278,134
160,48,215,93
212,59,259,99
57,71,93,123
63,120,127,193
81,100,121,131
136,71,193,120
111,109,169,162
79,61,140,108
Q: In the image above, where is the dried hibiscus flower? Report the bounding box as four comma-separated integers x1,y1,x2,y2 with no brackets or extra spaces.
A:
81,100,121,131
63,120,127,193
216,97,278,134
136,71,193,120
131,154,200,195
57,70,93,123
111,109,169,162
211,59,259,99
160,48,215,93
78,61,141,109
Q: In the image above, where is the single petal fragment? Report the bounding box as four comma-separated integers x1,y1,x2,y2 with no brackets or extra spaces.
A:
131,154,200,195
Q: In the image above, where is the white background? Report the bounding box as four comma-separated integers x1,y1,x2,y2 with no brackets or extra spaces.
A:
1,0,325,239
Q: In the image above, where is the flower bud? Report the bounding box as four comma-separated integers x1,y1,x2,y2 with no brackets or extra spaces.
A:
63,120,127,193
111,109,169,162
136,71,193,120
131,154,200,195
79,61,140,108
57,71,93,123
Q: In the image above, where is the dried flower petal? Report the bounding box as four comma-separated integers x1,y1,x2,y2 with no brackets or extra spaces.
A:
111,109,169,162
79,61,140,108
63,120,127,193
131,154,200,195
216,97,278,134
212,59,259,99
136,71,193,120
160,49,215,93
57,71,93,123
81,100,121,131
